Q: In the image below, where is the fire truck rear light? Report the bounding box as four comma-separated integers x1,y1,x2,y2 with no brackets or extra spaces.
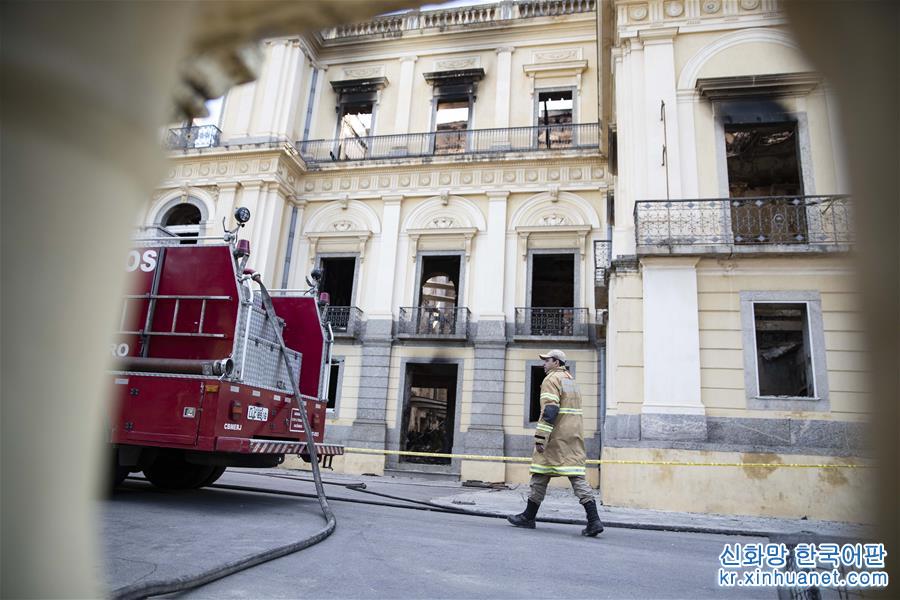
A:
234,239,250,258
229,401,242,421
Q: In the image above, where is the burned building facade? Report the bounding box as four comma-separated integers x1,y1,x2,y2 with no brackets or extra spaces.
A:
145,0,868,519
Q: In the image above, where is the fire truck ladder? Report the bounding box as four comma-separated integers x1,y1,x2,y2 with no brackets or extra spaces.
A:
118,293,232,355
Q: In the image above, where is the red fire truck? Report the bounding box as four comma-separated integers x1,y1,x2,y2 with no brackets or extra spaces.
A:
109,208,343,489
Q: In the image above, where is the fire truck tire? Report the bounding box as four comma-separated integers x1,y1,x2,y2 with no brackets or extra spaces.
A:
143,454,215,490
195,466,226,488
113,465,131,488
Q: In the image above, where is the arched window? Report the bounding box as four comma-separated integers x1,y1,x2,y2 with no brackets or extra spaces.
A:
421,274,456,308
161,202,202,243
417,256,461,335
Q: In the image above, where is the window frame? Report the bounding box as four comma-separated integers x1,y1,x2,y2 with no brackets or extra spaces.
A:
325,355,345,418
155,197,208,241
526,248,580,309
333,101,378,160
430,95,474,154
712,100,816,198
533,86,578,127
413,250,467,309
315,252,361,308
739,290,830,411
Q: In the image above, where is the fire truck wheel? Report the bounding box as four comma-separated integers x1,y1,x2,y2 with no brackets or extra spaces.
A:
113,465,131,487
195,466,226,488
143,454,216,490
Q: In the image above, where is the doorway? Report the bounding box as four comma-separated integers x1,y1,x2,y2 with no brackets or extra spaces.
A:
401,363,458,465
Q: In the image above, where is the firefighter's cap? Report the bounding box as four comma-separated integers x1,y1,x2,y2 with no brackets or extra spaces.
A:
538,349,567,363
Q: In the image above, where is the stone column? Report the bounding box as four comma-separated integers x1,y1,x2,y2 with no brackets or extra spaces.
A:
611,40,642,257
393,56,417,135
238,181,264,264
282,198,308,288
640,257,706,441
368,195,402,323
345,195,402,475
249,39,307,140
492,47,514,150
214,182,239,228
258,184,289,287
463,191,508,483
640,28,682,200
494,47,513,129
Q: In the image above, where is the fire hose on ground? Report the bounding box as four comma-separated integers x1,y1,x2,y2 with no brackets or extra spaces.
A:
110,276,335,600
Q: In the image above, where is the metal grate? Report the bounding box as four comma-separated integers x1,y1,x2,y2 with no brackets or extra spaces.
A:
165,125,222,150
324,306,363,337
232,291,302,392
514,307,589,337
634,195,853,250
398,306,470,338
594,240,612,285
298,122,600,163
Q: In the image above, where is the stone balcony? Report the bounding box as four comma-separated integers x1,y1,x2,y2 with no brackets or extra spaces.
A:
319,0,596,42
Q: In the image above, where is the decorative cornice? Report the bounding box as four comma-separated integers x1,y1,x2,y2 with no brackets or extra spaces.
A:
638,26,679,42
616,0,784,36
695,71,821,100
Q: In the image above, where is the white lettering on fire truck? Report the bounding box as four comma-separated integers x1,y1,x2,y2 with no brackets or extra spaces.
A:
224,423,241,431
125,250,158,273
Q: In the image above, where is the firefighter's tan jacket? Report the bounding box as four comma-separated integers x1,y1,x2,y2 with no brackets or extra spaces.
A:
530,366,586,477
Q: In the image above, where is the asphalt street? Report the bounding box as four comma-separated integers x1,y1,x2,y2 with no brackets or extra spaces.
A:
102,470,773,599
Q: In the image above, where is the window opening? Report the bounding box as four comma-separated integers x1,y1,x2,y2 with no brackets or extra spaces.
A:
326,360,341,410
161,203,202,244
418,255,461,335
530,253,575,336
434,98,469,155
537,90,573,148
336,102,373,160
726,121,807,244
528,365,546,422
753,302,814,398
319,257,357,332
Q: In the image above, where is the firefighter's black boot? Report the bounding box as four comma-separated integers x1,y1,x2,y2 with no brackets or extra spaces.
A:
507,499,539,529
581,500,604,537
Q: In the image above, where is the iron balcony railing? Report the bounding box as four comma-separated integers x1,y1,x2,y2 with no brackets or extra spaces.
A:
298,122,599,163
634,195,853,253
165,125,222,150
398,306,470,338
593,240,612,285
324,306,363,337
514,307,589,338
321,0,596,40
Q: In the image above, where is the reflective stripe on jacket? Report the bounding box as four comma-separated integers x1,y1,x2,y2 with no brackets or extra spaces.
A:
531,366,586,477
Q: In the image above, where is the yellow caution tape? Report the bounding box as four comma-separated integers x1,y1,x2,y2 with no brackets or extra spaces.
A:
342,447,872,469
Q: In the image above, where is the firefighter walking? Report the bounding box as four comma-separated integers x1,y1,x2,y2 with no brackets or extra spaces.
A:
507,349,604,536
